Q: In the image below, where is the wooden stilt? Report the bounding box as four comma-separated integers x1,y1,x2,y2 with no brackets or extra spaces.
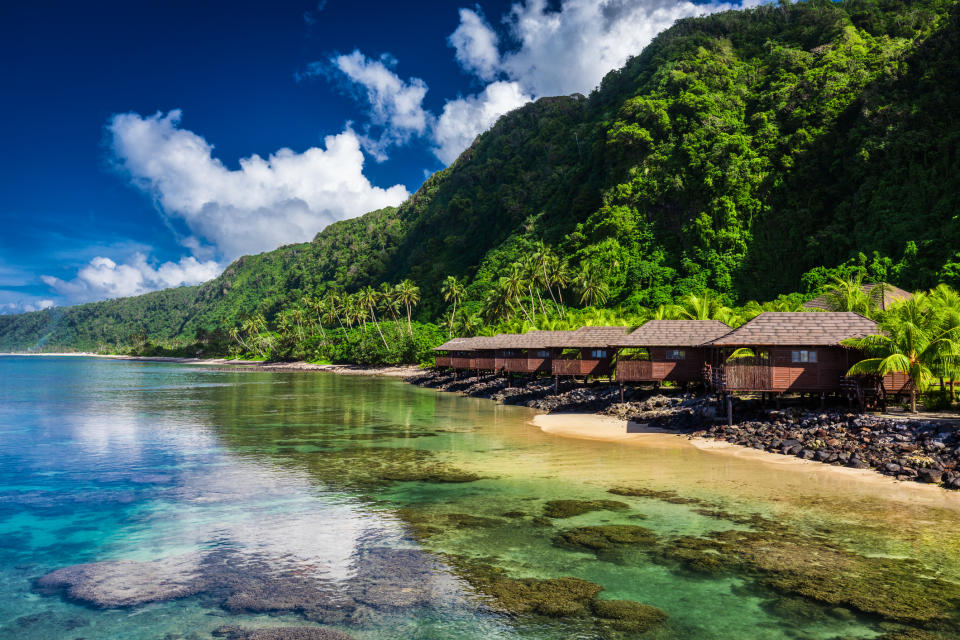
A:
820,392,825,410
554,376,559,395
726,394,733,427
620,382,624,403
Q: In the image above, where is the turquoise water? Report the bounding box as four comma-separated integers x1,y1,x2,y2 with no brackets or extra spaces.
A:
1,356,959,639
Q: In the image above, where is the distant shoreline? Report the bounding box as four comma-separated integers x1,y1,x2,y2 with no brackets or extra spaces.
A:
0,353,422,378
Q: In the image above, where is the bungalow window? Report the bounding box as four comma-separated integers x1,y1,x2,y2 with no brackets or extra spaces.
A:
791,350,818,363
666,349,686,360
590,349,607,359
535,350,551,358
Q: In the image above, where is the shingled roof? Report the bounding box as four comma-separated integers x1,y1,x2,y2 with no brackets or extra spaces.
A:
615,320,731,347
431,337,480,351
803,282,913,311
494,330,575,349
542,326,632,347
709,312,878,347
432,335,511,351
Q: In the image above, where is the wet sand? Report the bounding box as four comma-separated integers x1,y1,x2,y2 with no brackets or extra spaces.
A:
531,412,960,505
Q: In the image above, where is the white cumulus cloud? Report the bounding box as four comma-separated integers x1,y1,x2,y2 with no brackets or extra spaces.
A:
40,253,221,304
459,0,734,98
433,81,532,164
108,109,409,260
449,8,501,82
330,51,432,160
0,298,56,315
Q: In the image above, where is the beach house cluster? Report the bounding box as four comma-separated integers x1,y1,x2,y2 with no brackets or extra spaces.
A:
433,312,912,408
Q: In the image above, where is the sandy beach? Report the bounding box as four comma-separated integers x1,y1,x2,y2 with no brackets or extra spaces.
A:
530,411,960,502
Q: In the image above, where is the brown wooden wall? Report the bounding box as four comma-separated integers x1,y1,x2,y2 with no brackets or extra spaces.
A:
553,348,614,377
723,346,854,392
497,349,556,374
616,347,709,383
882,371,912,394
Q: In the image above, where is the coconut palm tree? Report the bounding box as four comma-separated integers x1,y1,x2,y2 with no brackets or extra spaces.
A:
502,265,533,323
395,279,420,335
325,291,346,331
533,242,561,316
320,304,339,338
845,295,960,412
545,254,571,318
228,326,251,354
676,291,733,322
522,255,549,317
441,275,467,337
290,307,307,342
481,282,512,324
459,311,483,337
575,262,609,308
241,313,271,358
820,274,880,317
928,284,960,400
306,296,327,342
359,286,388,348
378,284,400,323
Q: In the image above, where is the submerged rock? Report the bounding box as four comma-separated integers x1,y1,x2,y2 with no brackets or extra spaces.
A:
554,526,657,552
542,499,629,518
212,625,355,640
445,556,604,617
35,554,206,608
591,598,668,632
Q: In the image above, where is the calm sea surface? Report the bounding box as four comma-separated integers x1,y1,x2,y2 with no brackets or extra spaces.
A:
1,356,959,639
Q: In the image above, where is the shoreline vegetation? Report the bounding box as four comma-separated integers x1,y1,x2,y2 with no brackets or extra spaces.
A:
0,352,421,377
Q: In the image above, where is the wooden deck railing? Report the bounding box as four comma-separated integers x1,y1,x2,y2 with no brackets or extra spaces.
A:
435,356,451,368
723,360,773,391
502,357,549,373
616,360,655,381
553,359,608,376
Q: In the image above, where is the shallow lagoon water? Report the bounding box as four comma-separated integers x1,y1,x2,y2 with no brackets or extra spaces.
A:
1,356,959,639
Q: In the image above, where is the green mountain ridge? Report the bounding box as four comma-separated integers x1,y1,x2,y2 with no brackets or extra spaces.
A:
3,0,959,351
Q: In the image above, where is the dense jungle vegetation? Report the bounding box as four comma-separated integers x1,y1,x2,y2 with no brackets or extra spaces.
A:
2,0,959,360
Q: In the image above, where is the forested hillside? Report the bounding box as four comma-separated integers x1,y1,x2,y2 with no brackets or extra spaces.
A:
2,0,958,352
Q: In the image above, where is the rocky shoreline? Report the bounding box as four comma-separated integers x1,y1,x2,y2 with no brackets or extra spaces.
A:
406,370,960,491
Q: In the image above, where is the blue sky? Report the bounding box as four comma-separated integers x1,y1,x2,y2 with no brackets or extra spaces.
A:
0,0,756,312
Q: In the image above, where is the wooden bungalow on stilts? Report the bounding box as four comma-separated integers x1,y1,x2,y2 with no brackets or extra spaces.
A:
545,326,632,389
431,336,503,376
431,337,476,371
707,312,903,409
467,336,501,375
612,320,731,399
493,331,570,381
